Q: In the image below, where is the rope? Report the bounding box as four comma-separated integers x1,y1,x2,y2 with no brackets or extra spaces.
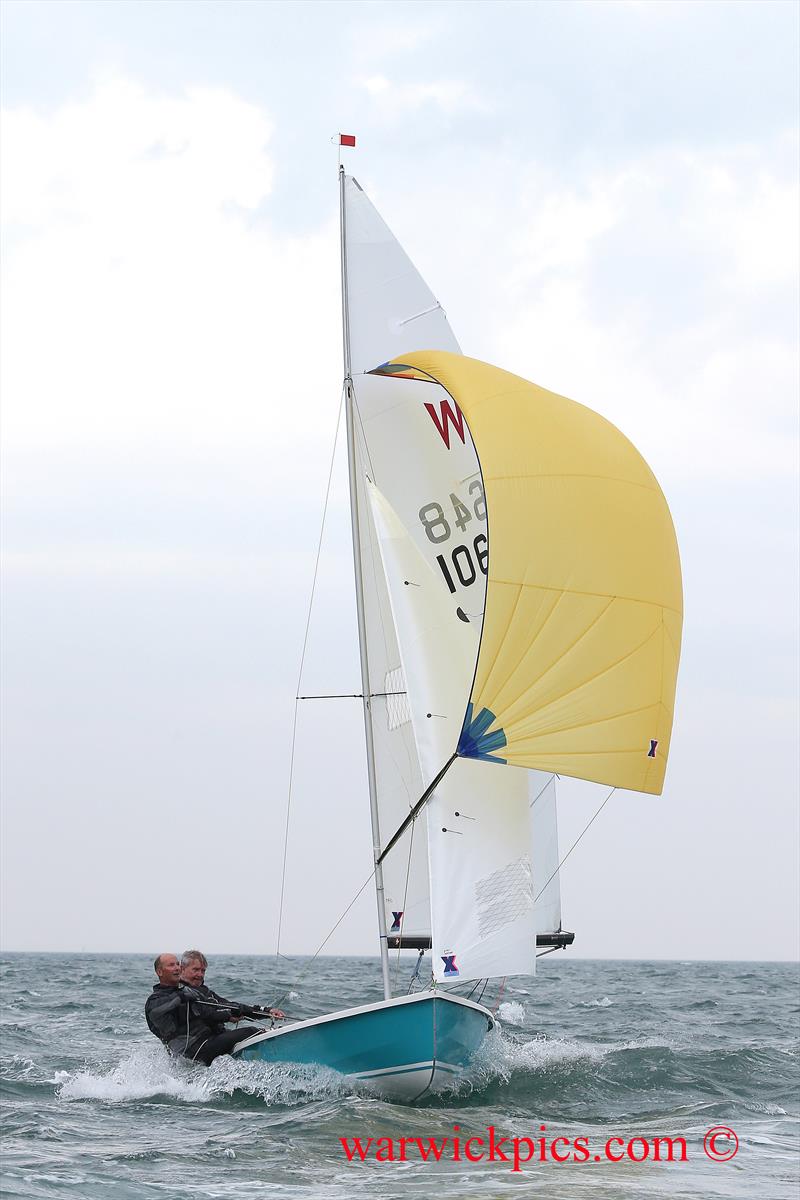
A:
275,387,345,957
392,814,416,991
530,773,556,809
534,785,616,903
491,976,507,1015
406,949,425,994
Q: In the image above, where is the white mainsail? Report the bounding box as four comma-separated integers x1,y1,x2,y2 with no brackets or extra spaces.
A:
343,172,464,949
343,173,562,985
343,175,460,375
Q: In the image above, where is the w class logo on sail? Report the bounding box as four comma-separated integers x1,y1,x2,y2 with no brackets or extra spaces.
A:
424,398,466,449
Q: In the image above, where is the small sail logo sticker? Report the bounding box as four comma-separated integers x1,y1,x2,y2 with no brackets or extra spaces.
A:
424,399,466,449
390,911,403,932
648,739,658,758
441,954,460,977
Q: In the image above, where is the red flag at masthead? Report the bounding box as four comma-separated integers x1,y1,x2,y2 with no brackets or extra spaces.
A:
339,133,356,147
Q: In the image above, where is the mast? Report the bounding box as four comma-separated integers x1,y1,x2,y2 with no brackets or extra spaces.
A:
339,164,392,1000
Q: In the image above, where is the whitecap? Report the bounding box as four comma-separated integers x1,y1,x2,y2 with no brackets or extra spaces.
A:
512,1034,609,1070
745,1101,787,1116
497,1001,526,1026
471,1029,672,1085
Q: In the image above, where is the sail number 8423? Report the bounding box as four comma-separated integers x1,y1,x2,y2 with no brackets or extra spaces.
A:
418,482,487,595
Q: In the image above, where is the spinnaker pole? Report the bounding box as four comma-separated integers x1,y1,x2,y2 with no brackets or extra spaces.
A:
339,164,392,1001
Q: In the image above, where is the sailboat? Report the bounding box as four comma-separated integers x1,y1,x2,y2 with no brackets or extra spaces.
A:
232,159,683,1102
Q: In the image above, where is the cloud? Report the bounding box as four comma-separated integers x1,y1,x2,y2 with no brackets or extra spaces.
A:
359,74,490,117
398,141,799,485
1,75,340,461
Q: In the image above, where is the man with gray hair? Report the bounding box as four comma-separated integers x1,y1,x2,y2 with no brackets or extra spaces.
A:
180,950,285,1025
145,951,262,1065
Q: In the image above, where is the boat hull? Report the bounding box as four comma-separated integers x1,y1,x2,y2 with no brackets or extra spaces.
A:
232,991,494,1102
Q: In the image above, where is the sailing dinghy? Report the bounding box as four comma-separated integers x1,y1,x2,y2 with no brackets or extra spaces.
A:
233,164,683,1102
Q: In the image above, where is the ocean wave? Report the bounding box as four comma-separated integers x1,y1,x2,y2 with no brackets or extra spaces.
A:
578,996,614,1008
507,1034,614,1071
0,1053,38,1076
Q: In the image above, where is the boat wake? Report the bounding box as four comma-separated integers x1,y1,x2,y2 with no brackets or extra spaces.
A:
55,1042,352,1107
427,1024,677,1103
53,1027,678,1109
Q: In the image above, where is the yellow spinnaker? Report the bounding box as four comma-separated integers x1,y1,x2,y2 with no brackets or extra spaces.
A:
381,352,683,795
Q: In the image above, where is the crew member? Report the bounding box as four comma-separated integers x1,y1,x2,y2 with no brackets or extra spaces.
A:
145,952,261,1065
180,949,285,1022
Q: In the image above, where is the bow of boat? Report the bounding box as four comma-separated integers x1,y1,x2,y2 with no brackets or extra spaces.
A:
232,990,494,1102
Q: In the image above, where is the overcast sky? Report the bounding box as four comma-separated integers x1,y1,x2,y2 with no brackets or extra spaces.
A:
1,0,798,962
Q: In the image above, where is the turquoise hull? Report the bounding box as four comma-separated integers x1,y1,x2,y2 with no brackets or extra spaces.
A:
233,991,494,1102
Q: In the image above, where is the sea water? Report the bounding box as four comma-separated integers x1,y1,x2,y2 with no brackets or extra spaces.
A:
1,953,798,1199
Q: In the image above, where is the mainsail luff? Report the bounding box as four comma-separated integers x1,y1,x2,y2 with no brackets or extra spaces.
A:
339,165,392,1000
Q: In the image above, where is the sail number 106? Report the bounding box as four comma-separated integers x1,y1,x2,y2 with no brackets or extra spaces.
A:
418,482,488,595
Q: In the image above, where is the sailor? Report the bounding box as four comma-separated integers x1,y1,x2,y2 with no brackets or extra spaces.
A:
180,949,285,1022
145,952,262,1065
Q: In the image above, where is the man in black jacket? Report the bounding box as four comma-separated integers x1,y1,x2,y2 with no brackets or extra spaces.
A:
145,952,262,1065
180,950,285,1024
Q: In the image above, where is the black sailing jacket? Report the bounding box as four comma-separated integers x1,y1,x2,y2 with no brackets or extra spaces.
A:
144,983,241,1058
